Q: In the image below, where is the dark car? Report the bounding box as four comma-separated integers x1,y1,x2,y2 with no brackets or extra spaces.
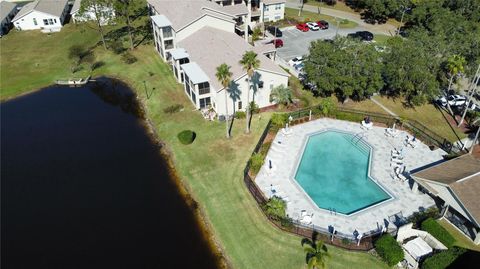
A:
267,26,282,37
347,31,374,41
316,20,329,30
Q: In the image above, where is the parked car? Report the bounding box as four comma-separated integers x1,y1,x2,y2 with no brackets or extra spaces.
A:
347,31,374,41
288,56,303,66
267,39,283,48
294,63,304,72
306,22,320,31
296,23,309,32
267,26,282,37
448,95,467,106
316,20,329,29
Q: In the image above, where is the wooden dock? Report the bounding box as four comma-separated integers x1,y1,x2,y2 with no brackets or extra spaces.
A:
55,76,91,86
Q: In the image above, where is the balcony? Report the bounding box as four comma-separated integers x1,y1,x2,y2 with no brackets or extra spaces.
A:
251,7,261,17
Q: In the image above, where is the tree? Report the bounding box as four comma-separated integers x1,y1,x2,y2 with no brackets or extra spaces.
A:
68,45,86,73
304,38,383,102
215,63,233,139
302,237,329,269
263,197,286,221
444,55,466,114
270,84,292,107
114,0,144,50
239,51,260,134
79,0,114,50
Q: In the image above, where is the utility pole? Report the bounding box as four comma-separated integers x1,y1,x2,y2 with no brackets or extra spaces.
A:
458,64,480,127
298,0,304,17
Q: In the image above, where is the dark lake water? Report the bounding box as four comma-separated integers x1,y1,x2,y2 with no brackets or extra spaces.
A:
1,79,220,269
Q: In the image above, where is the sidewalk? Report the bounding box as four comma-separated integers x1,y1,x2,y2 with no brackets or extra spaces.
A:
285,0,397,35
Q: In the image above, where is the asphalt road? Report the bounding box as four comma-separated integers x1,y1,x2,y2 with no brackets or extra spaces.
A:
276,26,369,62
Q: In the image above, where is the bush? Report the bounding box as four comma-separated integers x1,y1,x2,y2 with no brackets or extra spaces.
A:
319,97,337,116
249,101,260,114
259,142,272,156
110,40,125,54
407,207,439,228
334,111,365,122
271,113,288,127
421,247,466,269
235,111,246,119
421,218,455,248
121,52,137,64
262,196,286,221
249,153,264,175
177,130,196,145
374,234,404,266
163,104,184,114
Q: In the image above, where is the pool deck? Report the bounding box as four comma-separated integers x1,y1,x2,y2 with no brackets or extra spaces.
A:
256,118,445,236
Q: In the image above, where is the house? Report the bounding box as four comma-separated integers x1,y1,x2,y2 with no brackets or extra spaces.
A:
0,1,18,36
70,0,115,25
411,154,480,244
12,0,69,32
147,0,289,117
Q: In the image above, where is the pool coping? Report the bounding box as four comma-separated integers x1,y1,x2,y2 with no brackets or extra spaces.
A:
287,128,395,217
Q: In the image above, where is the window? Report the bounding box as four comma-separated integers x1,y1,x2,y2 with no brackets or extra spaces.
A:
264,5,269,11
43,19,48,25
198,82,210,95
166,52,172,61
199,97,211,109
184,74,191,96
238,101,242,110
164,40,174,50
33,18,37,25
191,91,196,104
264,17,270,22
270,80,274,90
275,15,281,20
162,26,173,38
179,58,189,65
48,19,53,25
54,19,57,23
258,81,264,89
174,66,178,79
275,4,282,10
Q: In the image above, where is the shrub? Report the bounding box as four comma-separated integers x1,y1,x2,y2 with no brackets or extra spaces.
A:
374,234,404,266
110,40,125,54
235,111,246,119
341,238,351,245
163,104,184,114
249,153,264,175
177,130,196,145
421,218,455,248
407,207,440,228
334,111,364,122
259,142,272,156
249,101,260,114
262,196,286,221
121,52,137,64
421,247,467,269
271,113,288,127
319,97,337,116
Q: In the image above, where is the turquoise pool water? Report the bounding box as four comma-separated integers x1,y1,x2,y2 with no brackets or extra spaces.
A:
294,131,391,215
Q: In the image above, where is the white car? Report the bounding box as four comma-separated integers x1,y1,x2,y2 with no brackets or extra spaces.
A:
306,22,319,31
448,95,467,106
288,56,303,66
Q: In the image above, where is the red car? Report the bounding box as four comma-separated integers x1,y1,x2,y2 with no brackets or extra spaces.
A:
273,39,283,48
296,23,309,32
316,20,329,30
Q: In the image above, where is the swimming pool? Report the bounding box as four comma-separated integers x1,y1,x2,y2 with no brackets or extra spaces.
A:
294,130,392,215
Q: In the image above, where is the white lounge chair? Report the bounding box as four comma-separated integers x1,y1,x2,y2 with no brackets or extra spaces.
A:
385,127,398,137
405,136,418,148
300,214,313,225
361,120,373,130
281,128,293,136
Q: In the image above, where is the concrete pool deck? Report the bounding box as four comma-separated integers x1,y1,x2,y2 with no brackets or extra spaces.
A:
256,118,445,236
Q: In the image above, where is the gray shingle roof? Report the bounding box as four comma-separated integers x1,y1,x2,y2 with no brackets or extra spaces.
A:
13,0,68,22
177,26,288,90
1,1,17,22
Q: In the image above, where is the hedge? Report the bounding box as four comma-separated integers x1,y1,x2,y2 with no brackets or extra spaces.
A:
177,130,196,145
374,234,404,266
421,247,466,269
421,218,455,248
249,153,265,175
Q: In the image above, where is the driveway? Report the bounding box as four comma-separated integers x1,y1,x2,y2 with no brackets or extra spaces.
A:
275,26,368,62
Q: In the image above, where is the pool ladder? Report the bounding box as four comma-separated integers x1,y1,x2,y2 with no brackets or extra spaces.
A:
328,207,337,215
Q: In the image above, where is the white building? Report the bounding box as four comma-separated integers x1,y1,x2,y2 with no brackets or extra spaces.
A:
147,0,289,117
12,0,69,32
0,1,18,36
70,0,115,25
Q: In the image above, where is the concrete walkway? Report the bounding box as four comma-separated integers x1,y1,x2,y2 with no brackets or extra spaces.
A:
285,0,397,35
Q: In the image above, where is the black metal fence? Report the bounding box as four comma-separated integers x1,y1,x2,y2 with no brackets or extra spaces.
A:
242,106,453,251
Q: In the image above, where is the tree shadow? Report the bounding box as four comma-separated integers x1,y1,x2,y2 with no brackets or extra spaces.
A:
248,71,263,127
228,80,241,135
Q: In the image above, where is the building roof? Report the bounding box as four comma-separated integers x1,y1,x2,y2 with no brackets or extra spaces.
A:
263,0,286,5
181,62,210,84
220,3,248,16
147,0,238,31
412,154,480,185
177,26,288,90
1,1,17,22
71,0,81,14
13,0,68,22
151,14,172,28
449,174,480,226
253,42,276,55
170,48,189,60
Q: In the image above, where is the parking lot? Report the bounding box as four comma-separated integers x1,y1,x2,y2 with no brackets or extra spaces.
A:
275,25,372,62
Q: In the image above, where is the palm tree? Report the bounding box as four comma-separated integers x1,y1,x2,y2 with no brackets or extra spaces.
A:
239,50,260,134
302,238,330,269
270,84,293,107
445,55,466,115
216,63,233,139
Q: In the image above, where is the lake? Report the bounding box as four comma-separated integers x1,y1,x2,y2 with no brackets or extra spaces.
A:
1,78,221,268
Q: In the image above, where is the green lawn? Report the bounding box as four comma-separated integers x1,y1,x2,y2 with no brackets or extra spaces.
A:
1,25,389,269
438,219,480,252
372,96,466,142
284,7,358,29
